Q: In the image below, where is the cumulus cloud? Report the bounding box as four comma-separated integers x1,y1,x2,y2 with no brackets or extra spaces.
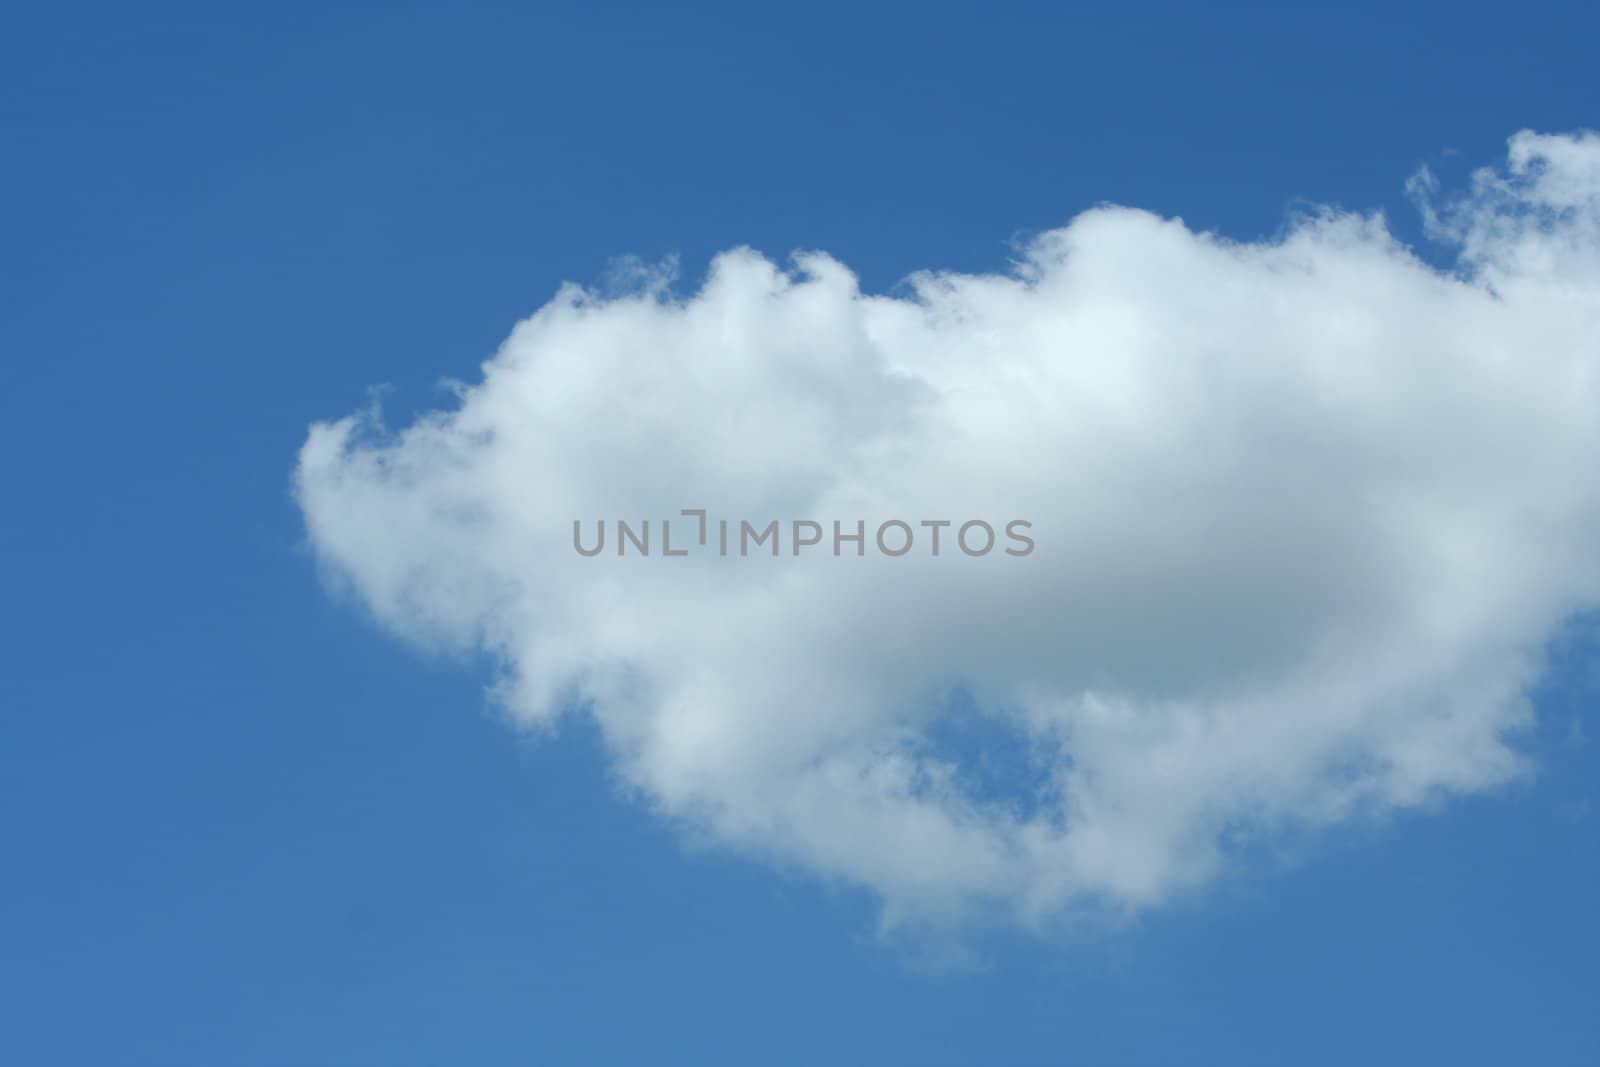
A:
297,131,1600,930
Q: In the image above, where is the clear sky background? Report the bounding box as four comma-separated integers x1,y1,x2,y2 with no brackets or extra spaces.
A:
4,2,1599,1063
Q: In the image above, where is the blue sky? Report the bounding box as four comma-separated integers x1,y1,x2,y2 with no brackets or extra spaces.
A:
4,2,1599,1063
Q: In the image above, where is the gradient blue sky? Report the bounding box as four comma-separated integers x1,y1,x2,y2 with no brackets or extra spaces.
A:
4,2,1599,1063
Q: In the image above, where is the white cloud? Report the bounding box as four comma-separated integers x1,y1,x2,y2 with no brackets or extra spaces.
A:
296,131,1600,930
